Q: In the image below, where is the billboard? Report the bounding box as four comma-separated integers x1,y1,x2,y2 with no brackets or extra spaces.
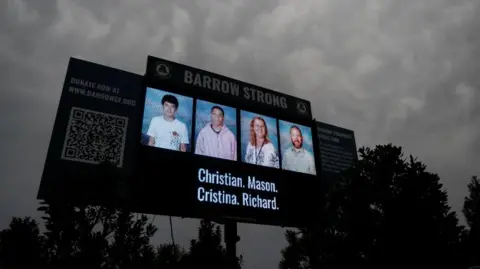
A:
133,56,320,227
38,56,322,228
315,121,358,181
38,58,144,204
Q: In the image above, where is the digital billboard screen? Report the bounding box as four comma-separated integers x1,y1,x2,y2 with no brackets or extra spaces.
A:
132,56,322,227
38,56,323,228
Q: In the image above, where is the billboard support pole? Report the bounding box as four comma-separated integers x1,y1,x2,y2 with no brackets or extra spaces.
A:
225,219,239,269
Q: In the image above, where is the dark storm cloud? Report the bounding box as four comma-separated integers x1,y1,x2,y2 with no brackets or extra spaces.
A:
386,2,480,213
1,0,480,269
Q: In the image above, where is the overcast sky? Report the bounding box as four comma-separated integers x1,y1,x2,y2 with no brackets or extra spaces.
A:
1,0,479,268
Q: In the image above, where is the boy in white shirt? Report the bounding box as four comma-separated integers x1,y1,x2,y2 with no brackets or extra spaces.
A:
147,94,189,152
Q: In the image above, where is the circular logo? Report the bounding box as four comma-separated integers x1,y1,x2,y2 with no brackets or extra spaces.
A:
155,62,171,78
297,101,308,114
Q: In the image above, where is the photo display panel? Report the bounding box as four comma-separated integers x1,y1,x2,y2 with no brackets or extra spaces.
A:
133,56,321,227
279,120,316,176
194,100,238,161
141,87,193,152
240,111,280,169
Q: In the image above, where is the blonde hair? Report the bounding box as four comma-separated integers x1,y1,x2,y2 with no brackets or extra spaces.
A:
249,116,270,145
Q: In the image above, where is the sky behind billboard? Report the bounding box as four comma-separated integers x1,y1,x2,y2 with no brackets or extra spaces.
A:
1,1,480,269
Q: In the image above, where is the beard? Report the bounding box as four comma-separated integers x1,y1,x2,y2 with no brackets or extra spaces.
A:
292,140,302,149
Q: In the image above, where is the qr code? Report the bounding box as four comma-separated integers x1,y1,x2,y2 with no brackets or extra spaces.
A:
61,107,128,167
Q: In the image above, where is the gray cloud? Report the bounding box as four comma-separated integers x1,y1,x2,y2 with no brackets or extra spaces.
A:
1,0,480,268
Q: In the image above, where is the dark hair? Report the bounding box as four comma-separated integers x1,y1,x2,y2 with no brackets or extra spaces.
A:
161,94,179,109
290,125,303,137
211,106,224,116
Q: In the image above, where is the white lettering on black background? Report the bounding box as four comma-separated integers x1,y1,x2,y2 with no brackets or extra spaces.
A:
68,77,136,107
196,168,280,211
184,70,288,109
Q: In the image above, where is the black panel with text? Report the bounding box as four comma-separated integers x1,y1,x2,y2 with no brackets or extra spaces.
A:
133,56,321,227
38,57,144,204
315,121,358,182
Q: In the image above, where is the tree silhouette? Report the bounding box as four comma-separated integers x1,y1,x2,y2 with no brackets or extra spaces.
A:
184,220,243,269
36,199,158,269
0,208,249,269
153,243,186,269
0,217,47,269
105,210,158,269
279,230,307,269
281,144,465,269
463,176,480,267
463,176,480,229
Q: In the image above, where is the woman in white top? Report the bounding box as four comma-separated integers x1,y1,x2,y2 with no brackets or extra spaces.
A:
244,116,279,168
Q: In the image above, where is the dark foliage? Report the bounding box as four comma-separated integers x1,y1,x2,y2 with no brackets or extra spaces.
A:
0,205,244,269
280,144,467,269
463,176,480,229
463,176,480,266
183,220,243,269
154,243,186,269
0,217,47,269
36,200,158,269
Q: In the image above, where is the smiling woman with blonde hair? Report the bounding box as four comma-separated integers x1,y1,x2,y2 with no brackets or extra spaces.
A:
244,116,279,168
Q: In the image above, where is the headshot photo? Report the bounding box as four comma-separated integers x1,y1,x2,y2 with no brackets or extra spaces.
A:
194,100,237,161
141,87,193,152
240,110,279,169
279,120,316,175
